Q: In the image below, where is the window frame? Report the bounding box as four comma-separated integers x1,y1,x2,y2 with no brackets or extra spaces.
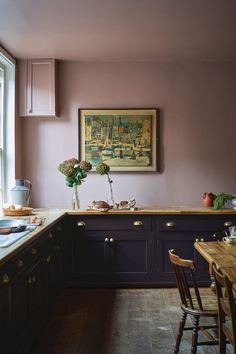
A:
0,46,16,207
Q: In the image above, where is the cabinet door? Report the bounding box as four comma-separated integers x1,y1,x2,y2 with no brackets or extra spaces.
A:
0,286,10,354
43,225,63,302
155,231,198,285
27,259,46,334
109,231,153,284
19,59,58,117
70,231,110,286
8,272,28,353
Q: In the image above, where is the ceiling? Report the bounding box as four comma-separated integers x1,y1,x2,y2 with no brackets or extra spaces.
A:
0,0,236,62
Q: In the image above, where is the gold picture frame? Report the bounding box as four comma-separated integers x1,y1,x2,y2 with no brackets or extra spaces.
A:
79,108,158,172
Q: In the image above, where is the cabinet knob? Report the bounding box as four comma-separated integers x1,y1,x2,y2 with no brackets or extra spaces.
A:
54,245,60,251
32,276,36,283
31,248,37,255
110,238,115,243
224,221,233,227
16,259,24,268
195,238,199,242
104,238,109,243
28,276,32,284
77,221,86,227
2,273,10,284
45,256,51,263
133,221,143,227
57,226,62,232
166,222,176,228
200,238,204,242
48,233,54,239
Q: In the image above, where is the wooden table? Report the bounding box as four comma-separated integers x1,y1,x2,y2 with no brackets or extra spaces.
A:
194,241,236,289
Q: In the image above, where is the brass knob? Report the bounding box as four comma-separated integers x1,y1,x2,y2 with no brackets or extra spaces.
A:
2,273,10,284
200,238,204,242
45,256,51,263
195,238,199,242
110,238,115,243
16,259,24,268
48,233,54,239
133,221,143,226
166,222,176,228
77,221,86,227
105,238,109,242
31,248,37,255
224,221,233,227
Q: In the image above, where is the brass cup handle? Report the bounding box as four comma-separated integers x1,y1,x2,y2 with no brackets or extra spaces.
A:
104,238,109,243
77,221,86,227
110,238,115,243
2,273,10,284
166,222,176,228
224,221,233,227
17,259,24,268
133,221,143,227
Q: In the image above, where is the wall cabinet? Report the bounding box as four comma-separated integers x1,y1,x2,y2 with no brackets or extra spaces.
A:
66,215,154,287
18,59,59,117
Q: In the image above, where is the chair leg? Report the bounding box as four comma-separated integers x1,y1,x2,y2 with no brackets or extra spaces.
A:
219,326,226,354
191,316,200,354
174,311,187,354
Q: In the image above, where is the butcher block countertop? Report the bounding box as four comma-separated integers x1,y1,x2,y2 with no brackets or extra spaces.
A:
67,206,236,215
1,206,236,266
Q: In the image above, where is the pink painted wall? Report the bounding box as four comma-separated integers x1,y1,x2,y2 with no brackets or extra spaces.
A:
18,61,236,209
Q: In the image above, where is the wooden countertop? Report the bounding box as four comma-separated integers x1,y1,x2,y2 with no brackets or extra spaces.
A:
1,206,236,266
67,206,236,215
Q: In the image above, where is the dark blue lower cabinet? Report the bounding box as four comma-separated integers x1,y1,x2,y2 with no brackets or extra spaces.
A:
70,230,154,286
67,214,236,287
154,215,236,286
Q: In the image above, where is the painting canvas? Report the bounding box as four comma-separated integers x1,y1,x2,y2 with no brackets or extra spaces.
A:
79,109,158,171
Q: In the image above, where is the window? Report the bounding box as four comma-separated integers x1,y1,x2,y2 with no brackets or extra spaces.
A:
0,47,16,208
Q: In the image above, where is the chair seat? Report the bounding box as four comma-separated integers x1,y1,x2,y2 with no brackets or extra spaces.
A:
181,294,218,315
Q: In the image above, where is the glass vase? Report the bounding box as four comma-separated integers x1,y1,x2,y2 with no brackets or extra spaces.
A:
107,180,115,207
71,185,80,210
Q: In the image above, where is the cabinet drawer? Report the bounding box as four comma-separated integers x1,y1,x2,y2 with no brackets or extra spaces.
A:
0,241,41,284
72,216,152,231
156,217,236,232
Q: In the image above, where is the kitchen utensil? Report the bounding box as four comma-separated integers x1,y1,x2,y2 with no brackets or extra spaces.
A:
0,219,27,234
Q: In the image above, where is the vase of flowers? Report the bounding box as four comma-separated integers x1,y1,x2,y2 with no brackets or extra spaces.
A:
96,162,115,207
58,158,92,209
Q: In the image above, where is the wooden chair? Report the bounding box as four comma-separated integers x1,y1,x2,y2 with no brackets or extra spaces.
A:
168,249,219,354
212,263,236,353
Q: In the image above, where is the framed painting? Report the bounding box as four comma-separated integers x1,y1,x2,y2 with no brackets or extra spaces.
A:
78,108,158,172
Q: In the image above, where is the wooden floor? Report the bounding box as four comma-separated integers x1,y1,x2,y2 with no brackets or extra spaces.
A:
29,288,233,354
